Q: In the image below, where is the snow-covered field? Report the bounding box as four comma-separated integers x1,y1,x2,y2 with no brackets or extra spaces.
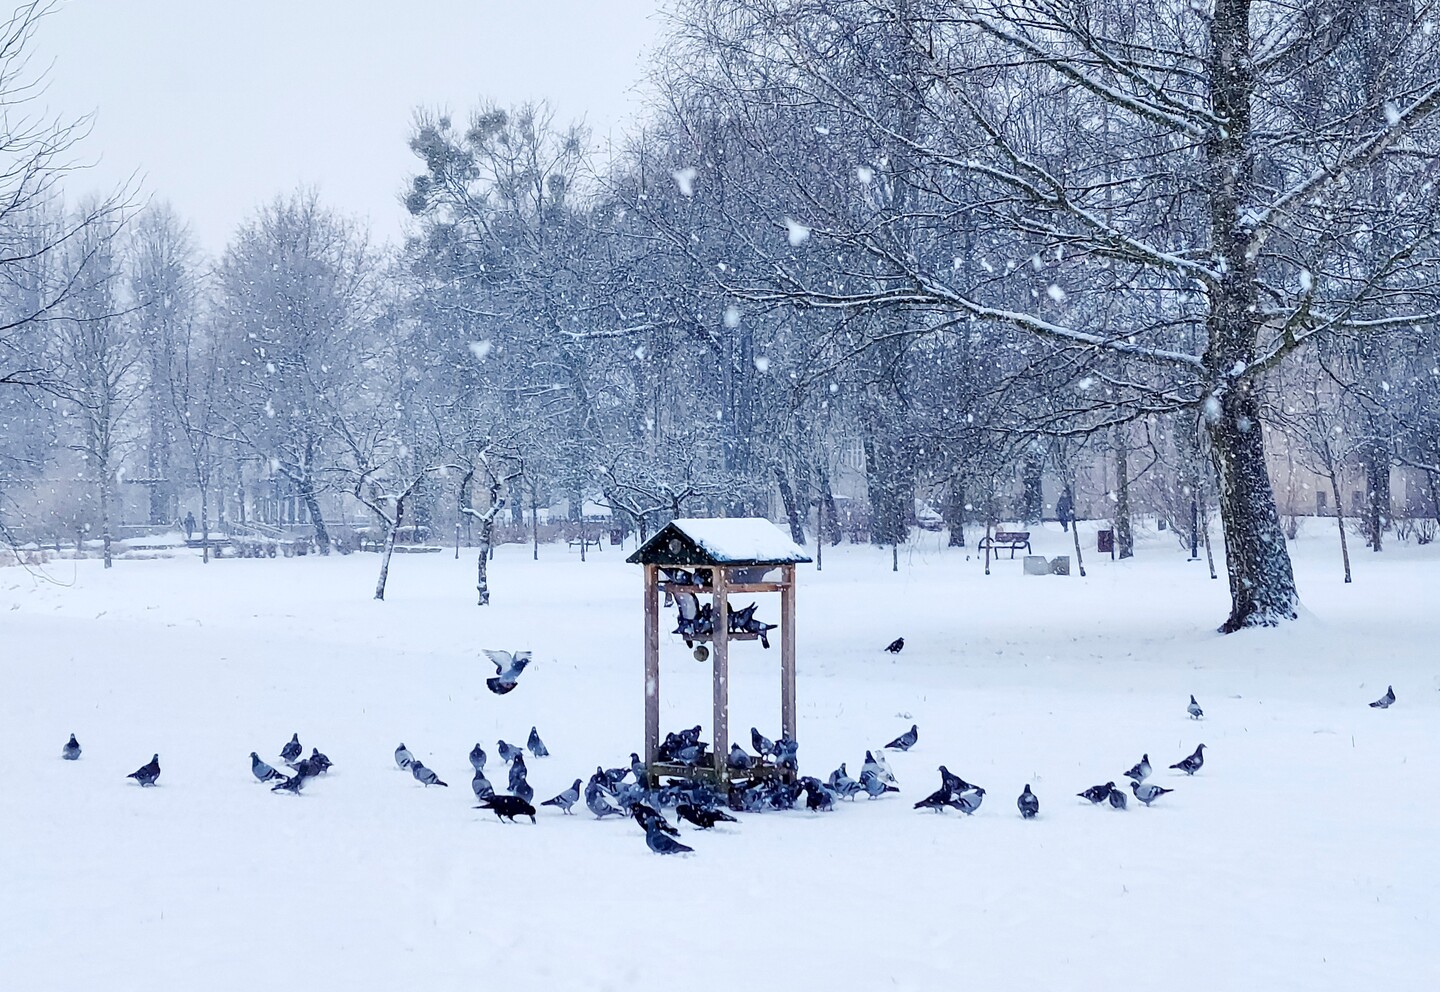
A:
2,523,1436,991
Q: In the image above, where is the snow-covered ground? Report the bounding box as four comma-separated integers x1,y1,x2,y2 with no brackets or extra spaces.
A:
2,522,1436,991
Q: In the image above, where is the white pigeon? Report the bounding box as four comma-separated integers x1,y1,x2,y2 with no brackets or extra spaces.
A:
394,743,414,770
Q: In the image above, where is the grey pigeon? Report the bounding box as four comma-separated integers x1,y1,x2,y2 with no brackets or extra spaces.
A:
1078,782,1114,804
885,724,919,751
477,795,537,823
1123,754,1151,783
271,773,304,795
585,782,624,818
1187,695,1204,719
728,744,754,770
774,736,799,771
394,743,414,770
411,761,447,787
280,734,302,764
1170,744,1206,776
863,750,897,786
751,727,775,759
1131,780,1173,806
469,744,487,772
542,779,582,814
829,764,862,801
483,649,532,695
527,727,549,758
508,756,534,803
497,740,524,764
1017,784,1039,819
250,752,286,783
127,754,161,787
644,820,694,855
957,787,985,815
1369,685,1395,709
62,734,81,760
1107,785,1128,810
471,769,495,801
630,752,647,781
860,770,898,799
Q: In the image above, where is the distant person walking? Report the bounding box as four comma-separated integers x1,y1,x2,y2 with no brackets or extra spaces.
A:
1056,488,1074,533
184,511,196,541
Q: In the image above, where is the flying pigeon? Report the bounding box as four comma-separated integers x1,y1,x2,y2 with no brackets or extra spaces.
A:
863,750,898,786
585,782,624,819
727,744,754,770
1369,685,1395,709
508,755,533,803
1187,695,1204,720
644,820,694,855
542,779,582,814
939,766,973,794
469,744,487,773
913,786,959,813
860,770,899,799
477,795,537,823
271,773,304,795
1017,784,1039,819
411,761,447,787
484,649,532,695
885,637,905,654
1078,782,1114,804
957,787,985,815
1131,780,1173,806
675,803,737,829
497,740,524,765
394,743,414,771
127,754,161,787
280,734,302,764
471,770,495,801
750,727,776,759
250,752,286,783
1169,744,1206,775
885,724,919,751
308,748,332,774
1107,785,1128,810
527,727,549,758
62,734,81,761
1123,754,1152,783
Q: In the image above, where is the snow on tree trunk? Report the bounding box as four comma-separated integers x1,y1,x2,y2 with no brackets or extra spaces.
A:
775,465,806,545
1114,426,1133,559
200,487,210,564
100,474,113,569
1328,469,1352,584
477,516,495,606
302,489,330,555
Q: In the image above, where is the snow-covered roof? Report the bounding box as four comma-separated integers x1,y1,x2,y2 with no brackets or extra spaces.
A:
627,517,812,566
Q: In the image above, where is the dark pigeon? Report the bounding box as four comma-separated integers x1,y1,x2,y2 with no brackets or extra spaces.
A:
913,785,958,813
471,770,495,801
394,743,414,770
127,754,161,787
1078,782,1114,804
469,744,487,773
1369,685,1395,709
675,803,737,829
885,637,905,653
477,795,537,823
542,779,582,814
411,761,447,787
1187,695,1204,720
644,820,694,855
800,777,835,812
630,752,647,781
484,649,532,695
1107,785,1128,810
774,737,799,772
1123,754,1152,783
885,724,919,751
280,734,302,764
1131,781,1173,806
271,773,304,795
250,752,286,783
727,744,754,770
1017,784,1039,819
939,766,973,794
62,734,81,761
527,727,549,758
631,803,679,836
308,748,332,774
1169,744,1206,776
750,727,776,759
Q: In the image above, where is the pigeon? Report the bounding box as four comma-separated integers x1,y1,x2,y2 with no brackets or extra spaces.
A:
1017,784,1039,819
913,786,959,813
860,770,899,799
674,744,707,767
542,779,582,814
585,782,624,819
1107,785,1128,810
863,750,898,786
308,748,332,774
471,770,495,801
62,734,81,760
957,787,985,815
801,777,835,812
468,744,487,773
1187,695,1204,719
603,765,631,791
751,727,776,759
631,803,679,835
1078,782,1114,804
727,744,754,770
127,754,161,787
483,649,532,695
250,752,286,783
939,766,973,794
411,761,447,787
885,637,905,653
280,734,302,764
527,727,549,758
290,758,320,780
394,743,414,771
497,739,524,764
885,724,919,751
829,764,863,801
1131,781,1173,806
630,752,647,781
644,820,694,855
675,803,737,829
1123,754,1152,783
477,795,537,823
508,755,533,803
1369,685,1395,709
271,773,304,795
774,737,799,771
1169,744,1206,775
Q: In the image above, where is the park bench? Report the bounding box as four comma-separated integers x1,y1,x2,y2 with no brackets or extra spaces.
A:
978,530,1032,558
567,536,603,553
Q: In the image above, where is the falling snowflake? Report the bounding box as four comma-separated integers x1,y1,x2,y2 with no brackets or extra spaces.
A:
754,356,771,373
784,217,811,246
723,305,741,329
468,340,493,361
1047,285,1066,303
1384,102,1402,126
672,167,698,197
856,165,874,183
1299,269,1313,292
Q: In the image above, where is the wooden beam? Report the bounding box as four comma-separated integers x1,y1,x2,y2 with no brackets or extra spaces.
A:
644,564,660,768
780,563,796,741
712,565,730,778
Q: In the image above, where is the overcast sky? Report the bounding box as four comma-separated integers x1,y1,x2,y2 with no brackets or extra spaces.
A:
33,0,665,254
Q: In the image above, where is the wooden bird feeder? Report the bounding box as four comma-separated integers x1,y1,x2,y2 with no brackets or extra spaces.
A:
627,518,811,784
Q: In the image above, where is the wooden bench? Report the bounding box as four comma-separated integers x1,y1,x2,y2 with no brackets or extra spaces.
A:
978,530,1032,558
567,536,602,553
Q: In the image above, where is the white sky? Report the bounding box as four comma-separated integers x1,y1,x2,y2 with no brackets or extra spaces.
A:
33,0,665,254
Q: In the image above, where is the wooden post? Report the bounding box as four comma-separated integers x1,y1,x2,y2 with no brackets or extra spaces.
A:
780,563,796,742
644,564,660,769
711,565,729,779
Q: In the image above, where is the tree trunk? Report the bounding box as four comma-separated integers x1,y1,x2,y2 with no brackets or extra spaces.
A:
1327,466,1352,584
477,516,495,606
374,497,405,601
1206,392,1298,631
200,485,210,564
100,474,113,569
1020,455,1044,525
943,479,966,547
1114,426,1133,559
302,488,330,555
775,465,806,544
1362,441,1389,551
817,465,841,545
